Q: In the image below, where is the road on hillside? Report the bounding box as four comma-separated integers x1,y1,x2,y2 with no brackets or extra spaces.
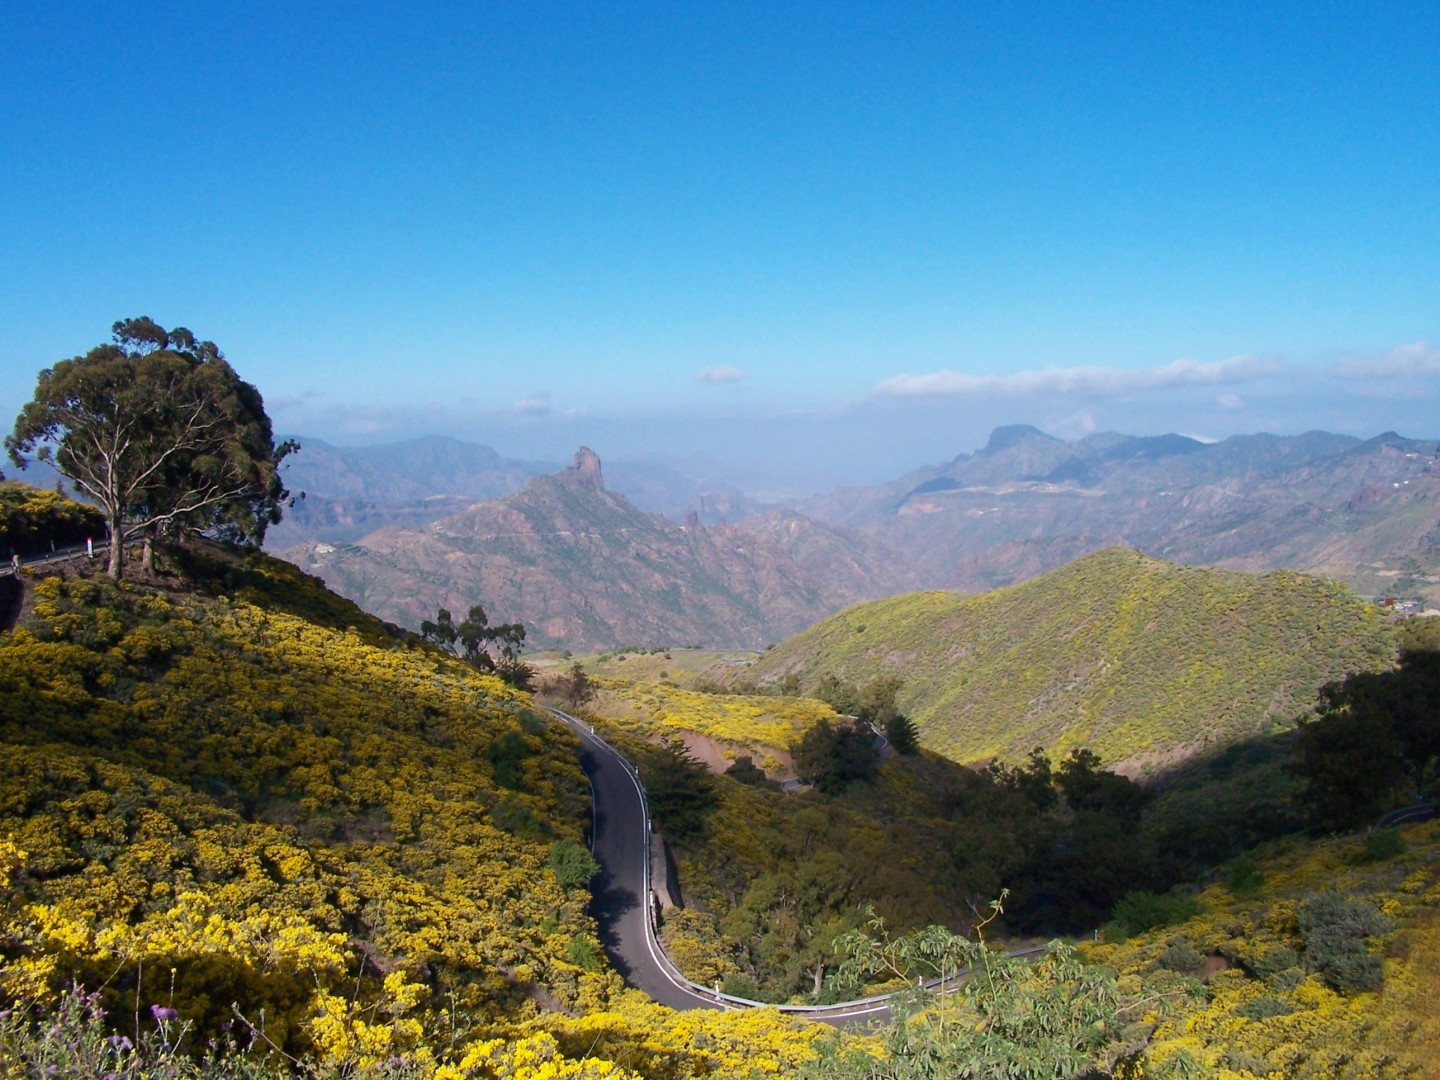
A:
552,711,724,1011
550,709,906,1027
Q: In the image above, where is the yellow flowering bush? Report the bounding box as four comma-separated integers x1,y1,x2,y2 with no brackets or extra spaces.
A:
0,552,861,1076
594,678,838,757
0,560,597,1055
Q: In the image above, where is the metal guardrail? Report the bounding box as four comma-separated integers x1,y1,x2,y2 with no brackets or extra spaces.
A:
547,707,1042,1018
1375,802,1437,829
1,539,116,575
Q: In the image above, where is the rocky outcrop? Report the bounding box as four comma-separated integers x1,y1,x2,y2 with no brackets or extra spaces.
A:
561,446,606,490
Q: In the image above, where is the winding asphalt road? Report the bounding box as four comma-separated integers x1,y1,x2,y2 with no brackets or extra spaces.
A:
558,711,724,1011
552,709,922,1026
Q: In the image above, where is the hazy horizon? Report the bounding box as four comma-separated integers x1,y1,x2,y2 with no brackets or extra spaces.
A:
277,418,1434,500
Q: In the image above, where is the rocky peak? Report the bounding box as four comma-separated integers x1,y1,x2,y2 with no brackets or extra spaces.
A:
561,447,605,490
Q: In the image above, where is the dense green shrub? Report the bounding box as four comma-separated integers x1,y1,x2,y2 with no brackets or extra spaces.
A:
549,839,600,890
1110,890,1203,938
723,754,779,789
1226,854,1265,897
1157,939,1205,974
1235,995,1295,1020
1300,892,1393,992
1251,944,1300,979
1359,828,1407,863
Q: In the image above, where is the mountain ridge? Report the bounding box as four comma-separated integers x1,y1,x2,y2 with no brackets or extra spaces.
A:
797,426,1440,600
283,449,897,650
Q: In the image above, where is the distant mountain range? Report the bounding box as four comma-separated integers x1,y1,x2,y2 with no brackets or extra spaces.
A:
269,435,802,548
281,449,912,650
267,436,554,547
272,425,1440,650
797,425,1440,602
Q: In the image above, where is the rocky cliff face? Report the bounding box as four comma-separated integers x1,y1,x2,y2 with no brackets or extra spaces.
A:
561,447,605,489
280,450,887,651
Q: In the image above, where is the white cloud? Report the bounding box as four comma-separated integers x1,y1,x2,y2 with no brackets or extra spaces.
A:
323,403,399,435
874,354,1287,399
1217,392,1244,409
1046,408,1099,440
695,365,746,384
512,396,551,415
1330,341,1440,380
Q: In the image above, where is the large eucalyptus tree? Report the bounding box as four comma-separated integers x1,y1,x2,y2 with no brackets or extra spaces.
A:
6,317,295,578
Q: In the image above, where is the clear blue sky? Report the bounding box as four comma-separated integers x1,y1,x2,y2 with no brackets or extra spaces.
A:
3,1,1438,484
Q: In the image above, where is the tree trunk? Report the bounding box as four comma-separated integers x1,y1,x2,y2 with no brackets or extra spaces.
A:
141,532,154,573
106,521,123,579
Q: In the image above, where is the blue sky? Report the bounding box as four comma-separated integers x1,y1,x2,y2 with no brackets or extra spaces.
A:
3,1,1438,485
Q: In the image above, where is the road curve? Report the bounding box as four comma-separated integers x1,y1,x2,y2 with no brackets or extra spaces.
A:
550,708,930,1026
553,710,727,1012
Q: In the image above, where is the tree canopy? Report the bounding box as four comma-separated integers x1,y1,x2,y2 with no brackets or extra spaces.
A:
5,318,294,577
552,661,597,711
793,716,877,794
642,738,720,845
1294,644,1440,831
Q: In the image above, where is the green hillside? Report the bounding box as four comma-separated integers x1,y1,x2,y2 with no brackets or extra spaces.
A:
741,548,1396,770
576,674,1440,1077
0,543,834,1077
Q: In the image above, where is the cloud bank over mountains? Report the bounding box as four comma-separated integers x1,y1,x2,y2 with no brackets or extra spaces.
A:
873,353,1287,400
1330,341,1440,380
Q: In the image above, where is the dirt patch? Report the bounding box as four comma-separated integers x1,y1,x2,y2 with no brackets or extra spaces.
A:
676,731,798,783
1201,954,1232,981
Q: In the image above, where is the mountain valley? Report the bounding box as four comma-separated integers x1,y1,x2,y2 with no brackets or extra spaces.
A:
3,477,1438,1077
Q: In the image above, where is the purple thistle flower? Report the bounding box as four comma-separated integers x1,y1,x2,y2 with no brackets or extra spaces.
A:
150,1004,179,1022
